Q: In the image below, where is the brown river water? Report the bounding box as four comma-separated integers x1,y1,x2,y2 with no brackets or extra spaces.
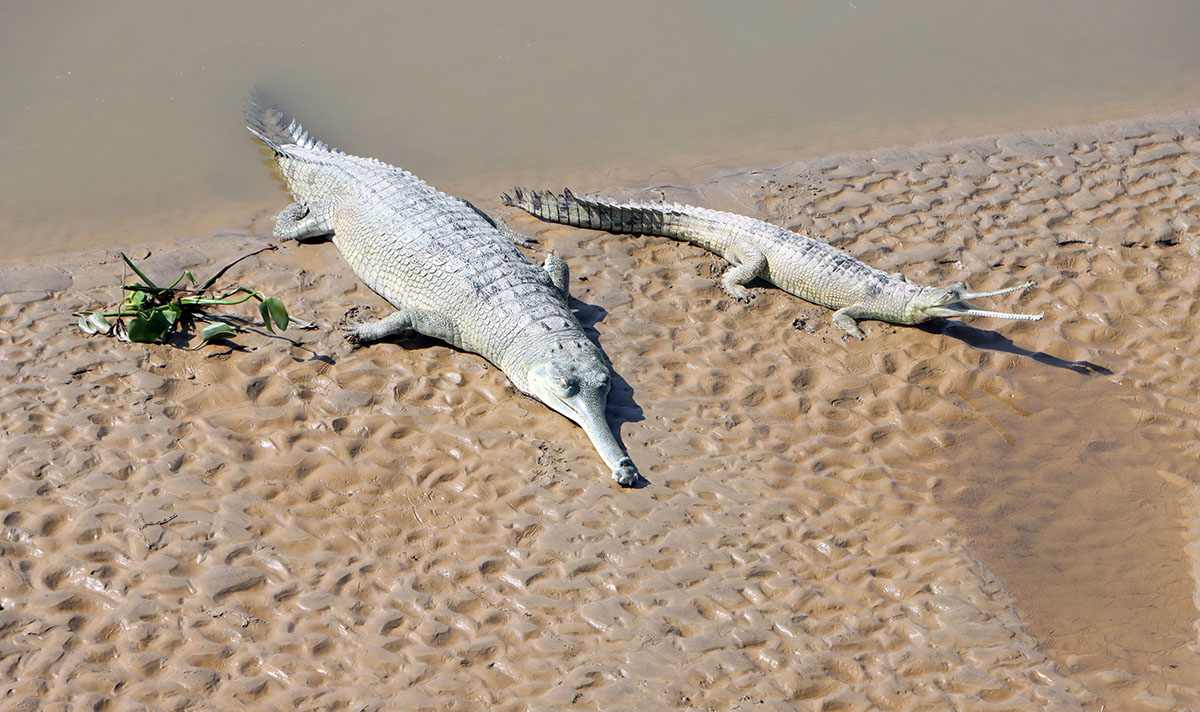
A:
2,2,1199,710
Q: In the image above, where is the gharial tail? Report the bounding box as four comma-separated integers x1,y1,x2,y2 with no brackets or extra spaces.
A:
501,187,675,237
244,90,335,156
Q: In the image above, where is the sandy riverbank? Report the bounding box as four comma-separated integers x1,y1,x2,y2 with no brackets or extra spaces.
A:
2,110,1198,710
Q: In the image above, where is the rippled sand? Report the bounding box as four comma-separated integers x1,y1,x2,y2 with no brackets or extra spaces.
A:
2,110,1198,710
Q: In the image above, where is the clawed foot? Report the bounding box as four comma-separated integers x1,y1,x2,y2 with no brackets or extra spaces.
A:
726,286,755,304
339,306,371,347
831,309,867,339
272,203,311,242
342,325,365,347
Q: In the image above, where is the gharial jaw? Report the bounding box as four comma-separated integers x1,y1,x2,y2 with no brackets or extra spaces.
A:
524,360,642,487
907,281,1043,324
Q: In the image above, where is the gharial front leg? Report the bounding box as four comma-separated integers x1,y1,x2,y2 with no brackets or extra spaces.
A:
719,241,767,303
831,304,872,339
273,201,334,242
344,307,462,348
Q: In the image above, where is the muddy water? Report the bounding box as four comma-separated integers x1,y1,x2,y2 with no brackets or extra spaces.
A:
3,3,1200,710
3,1,1200,257
945,368,1199,691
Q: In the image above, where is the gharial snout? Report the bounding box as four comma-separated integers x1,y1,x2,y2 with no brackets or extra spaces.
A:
562,390,644,487
920,281,1044,323
526,361,643,487
611,457,641,488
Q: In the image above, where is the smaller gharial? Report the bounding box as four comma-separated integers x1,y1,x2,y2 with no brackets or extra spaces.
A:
502,188,1043,338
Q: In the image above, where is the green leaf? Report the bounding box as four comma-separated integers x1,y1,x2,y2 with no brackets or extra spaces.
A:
121,253,159,290
127,309,170,343
78,314,97,334
87,313,111,334
259,296,289,333
199,322,237,344
161,303,184,327
124,289,147,309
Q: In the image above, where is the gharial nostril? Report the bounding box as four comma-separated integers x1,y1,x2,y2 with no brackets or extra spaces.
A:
612,461,643,487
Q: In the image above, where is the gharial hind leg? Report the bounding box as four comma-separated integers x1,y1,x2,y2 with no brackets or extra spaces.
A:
542,250,569,296
273,202,333,242
719,242,767,303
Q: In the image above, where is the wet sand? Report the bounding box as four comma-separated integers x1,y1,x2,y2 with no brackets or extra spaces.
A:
2,111,1199,710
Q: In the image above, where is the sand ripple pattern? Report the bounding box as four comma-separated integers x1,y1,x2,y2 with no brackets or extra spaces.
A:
4,110,1200,710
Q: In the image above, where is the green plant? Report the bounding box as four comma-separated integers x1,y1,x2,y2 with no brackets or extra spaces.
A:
75,248,289,348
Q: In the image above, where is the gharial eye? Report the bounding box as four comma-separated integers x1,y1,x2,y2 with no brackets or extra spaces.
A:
558,377,578,396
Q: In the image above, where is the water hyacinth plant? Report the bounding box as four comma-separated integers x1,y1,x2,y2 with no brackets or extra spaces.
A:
75,248,289,348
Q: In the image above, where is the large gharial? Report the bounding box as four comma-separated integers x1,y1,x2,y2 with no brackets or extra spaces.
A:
502,188,1043,338
246,98,641,486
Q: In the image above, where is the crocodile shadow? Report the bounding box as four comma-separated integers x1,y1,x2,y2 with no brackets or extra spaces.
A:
570,296,648,485
921,321,1112,375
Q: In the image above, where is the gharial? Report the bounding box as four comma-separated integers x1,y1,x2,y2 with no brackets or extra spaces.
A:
502,188,1043,338
246,97,642,486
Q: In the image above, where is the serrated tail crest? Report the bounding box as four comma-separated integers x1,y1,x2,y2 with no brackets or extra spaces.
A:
245,89,339,156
